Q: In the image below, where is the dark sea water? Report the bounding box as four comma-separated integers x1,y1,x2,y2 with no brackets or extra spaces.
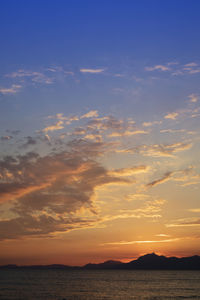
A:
0,269,200,299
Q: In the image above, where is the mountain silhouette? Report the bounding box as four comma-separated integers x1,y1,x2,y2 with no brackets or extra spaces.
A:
1,253,200,270
84,260,123,269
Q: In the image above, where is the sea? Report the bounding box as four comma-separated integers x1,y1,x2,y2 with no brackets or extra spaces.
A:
0,269,200,299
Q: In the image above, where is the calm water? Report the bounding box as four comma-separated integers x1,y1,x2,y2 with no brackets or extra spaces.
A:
0,269,200,299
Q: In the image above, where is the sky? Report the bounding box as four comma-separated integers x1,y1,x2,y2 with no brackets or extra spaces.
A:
0,0,200,266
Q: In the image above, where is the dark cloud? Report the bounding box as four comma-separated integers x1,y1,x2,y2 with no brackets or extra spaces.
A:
6,130,20,135
0,214,100,240
146,172,173,188
0,138,129,240
86,116,131,135
0,136,13,141
22,136,38,147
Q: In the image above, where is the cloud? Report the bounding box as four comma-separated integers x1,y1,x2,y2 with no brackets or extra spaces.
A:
86,116,125,134
73,127,87,136
22,136,38,147
0,137,131,240
100,198,166,224
164,112,179,120
0,110,198,241
103,238,180,245
42,121,64,133
125,193,150,202
81,110,99,119
156,234,170,237
143,121,162,127
80,68,104,74
84,116,147,138
188,94,198,103
0,214,100,240
146,142,193,157
146,172,172,188
146,167,199,188
0,84,22,95
160,129,185,134
47,113,79,125
163,61,200,76
84,134,102,142
6,130,20,135
144,61,200,77
187,69,200,74
47,113,68,120
117,142,192,158
184,62,198,67
6,70,53,84
145,65,170,72
0,136,13,141
108,130,148,137
189,208,200,213
66,116,79,125
166,218,200,227
108,165,150,177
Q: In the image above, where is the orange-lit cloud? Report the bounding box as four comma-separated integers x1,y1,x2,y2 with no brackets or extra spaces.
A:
116,142,192,157
81,110,99,119
164,112,179,120
103,238,181,245
108,130,148,137
108,165,150,176
42,121,64,132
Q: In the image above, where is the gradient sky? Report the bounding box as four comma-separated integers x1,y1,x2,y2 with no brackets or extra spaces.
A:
0,0,200,266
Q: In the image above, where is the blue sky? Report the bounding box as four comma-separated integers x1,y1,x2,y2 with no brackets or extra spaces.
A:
1,0,200,129
0,1,200,264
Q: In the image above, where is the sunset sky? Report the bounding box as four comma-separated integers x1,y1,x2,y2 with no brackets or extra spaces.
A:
0,0,200,266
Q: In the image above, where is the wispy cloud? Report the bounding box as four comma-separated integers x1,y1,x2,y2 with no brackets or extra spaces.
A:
188,94,198,103
145,61,200,77
108,130,148,137
172,62,200,75
80,68,104,74
0,108,199,241
184,62,198,67
81,110,99,119
0,136,13,141
42,121,64,132
160,129,185,134
6,69,53,84
47,113,68,120
146,172,172,188
156,233,170,237
166,218,200,227
117,142,192,158
108,165,150,177
143,121,162,127
100,198,166,224
164,112,179,120
103,238,180,245
188,208,200,213
145,65,170,72
146,167,199,188
125,193,150,202
0,84,22,95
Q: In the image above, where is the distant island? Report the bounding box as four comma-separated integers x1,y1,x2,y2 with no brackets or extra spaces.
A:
1,253,200,270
